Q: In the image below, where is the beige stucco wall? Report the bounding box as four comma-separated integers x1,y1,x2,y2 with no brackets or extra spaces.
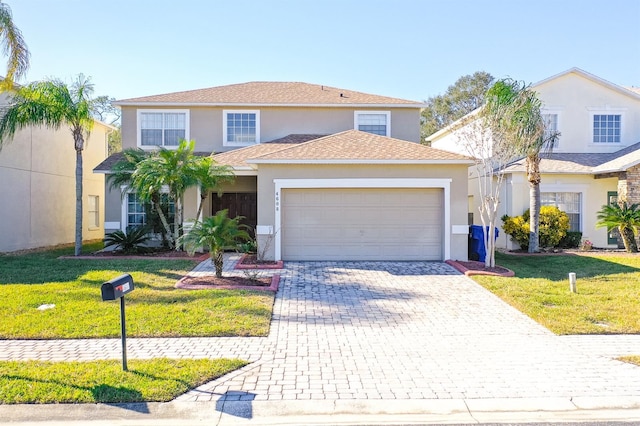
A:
120,106,421,153
534,73,640,154
0,123,108,252
254,163,469,261
470,171,618,250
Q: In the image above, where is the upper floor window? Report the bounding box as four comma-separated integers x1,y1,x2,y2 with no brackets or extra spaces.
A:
542,113,559,149
355,111,390,137
593,114,621,143
137,109,189,148
224,110,260,146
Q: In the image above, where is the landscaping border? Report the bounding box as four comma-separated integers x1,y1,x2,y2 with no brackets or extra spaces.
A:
176,274,280,292
234,253,284,270
446,259,515,277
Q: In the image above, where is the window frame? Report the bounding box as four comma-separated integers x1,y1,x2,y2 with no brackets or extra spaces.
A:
87,195,100,229
541,191,582,232
136,109,190,149
541,110,561,149
223,109,261,147
354,111,391,137
120,186,174,234
587,107,626,145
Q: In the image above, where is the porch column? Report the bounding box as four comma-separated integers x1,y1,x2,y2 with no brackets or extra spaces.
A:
617,164,640,205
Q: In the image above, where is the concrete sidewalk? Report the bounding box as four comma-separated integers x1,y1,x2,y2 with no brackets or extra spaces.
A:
2,256,640,425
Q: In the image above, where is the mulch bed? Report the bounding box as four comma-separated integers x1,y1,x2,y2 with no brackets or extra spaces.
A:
176,274,280,292
446,259,515,277
235,253,284,269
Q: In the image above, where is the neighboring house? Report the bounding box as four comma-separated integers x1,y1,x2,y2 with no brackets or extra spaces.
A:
95,81,473,261
0,108,111,252
428,68,640,250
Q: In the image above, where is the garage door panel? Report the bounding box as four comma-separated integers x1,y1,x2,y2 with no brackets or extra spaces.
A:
282,188,443,261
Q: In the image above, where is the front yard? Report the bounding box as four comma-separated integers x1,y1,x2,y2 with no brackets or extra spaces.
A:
0,242,273,403
473,251,640,335
0,242,274,338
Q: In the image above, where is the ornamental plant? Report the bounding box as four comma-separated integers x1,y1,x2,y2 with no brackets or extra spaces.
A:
501,206,570,250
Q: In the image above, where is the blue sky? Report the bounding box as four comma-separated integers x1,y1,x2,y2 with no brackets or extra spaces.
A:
11,0,640,102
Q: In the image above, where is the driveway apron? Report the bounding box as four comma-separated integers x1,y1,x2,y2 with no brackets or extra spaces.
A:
180,261,640,402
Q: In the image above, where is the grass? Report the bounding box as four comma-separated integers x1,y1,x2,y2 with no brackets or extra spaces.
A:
0,358,246,404
0,242,274,338
473,251,640,334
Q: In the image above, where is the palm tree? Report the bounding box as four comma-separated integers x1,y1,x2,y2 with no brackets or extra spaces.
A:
483,79,559,253
132,140,204,249
181,210,250,278
596,202,640,253
0,75,95,255
0,2,29,89
193,156,235,221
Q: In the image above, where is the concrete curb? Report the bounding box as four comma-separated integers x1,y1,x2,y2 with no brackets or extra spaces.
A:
3,398,640,425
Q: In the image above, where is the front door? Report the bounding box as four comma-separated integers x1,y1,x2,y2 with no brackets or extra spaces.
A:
607,191,622,247
211,192,258,236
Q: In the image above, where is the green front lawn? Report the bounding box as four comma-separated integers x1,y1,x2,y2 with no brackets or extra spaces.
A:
0,243,274,338
0,358,246,403
474,252,640,334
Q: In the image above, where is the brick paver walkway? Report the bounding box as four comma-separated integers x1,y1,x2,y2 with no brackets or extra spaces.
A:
2,255,640,404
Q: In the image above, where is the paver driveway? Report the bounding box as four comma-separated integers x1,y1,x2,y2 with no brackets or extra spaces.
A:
179,261,640,402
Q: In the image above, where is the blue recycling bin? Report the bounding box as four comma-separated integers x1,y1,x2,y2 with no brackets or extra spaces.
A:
469,225,499,262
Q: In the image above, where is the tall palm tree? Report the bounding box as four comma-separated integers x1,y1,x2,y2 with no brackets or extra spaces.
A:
193,156,235,221
181,210,250,278
483,79,559,253
0,75,95,255
0,2,29,89
596,202,640,253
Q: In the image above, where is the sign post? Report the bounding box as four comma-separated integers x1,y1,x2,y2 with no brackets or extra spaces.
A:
101,274,135,371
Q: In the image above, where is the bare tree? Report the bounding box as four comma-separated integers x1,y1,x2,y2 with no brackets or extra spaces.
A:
451,110,521,267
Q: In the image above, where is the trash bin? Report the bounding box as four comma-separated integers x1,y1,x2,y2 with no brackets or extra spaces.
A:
469,225,499,262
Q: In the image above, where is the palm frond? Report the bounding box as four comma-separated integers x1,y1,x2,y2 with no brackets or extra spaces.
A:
0,2,29,89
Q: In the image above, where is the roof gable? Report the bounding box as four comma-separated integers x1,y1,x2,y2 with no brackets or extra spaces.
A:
248,130,473,164
115,82,424,107
532,67,640,101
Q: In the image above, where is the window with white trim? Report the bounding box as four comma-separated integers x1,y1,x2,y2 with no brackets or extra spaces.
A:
223,110,260,146
542,192,581,231
542,113,559,148
593,114,621,143
126,193,175,232
88,195,99,229
354,111,390,136
138,110,189,148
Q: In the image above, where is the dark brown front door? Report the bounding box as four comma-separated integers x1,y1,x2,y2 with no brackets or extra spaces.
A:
212,192,258,235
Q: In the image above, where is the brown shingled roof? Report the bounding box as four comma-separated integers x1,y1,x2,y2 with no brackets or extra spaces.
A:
249,130,473,163
115,82,422,106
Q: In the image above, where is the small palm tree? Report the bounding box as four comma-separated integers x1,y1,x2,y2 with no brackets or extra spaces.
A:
181,210,250,278
193,156,235,221
596,202,640,253
0,75,95,255
104,227,150,254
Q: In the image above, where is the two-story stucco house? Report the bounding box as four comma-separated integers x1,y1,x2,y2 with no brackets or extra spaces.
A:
429,68,640,250
95,82,473,261
0,97,111,252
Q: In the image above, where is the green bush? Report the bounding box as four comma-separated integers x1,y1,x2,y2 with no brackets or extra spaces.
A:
501,206,570,249
104,227,151,254
558,231,582,249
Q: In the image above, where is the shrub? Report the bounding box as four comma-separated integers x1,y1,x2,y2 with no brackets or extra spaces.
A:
104,228,151,254
501,206,570,249
558,231,582,249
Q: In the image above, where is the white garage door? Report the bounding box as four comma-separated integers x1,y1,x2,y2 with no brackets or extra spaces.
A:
281,188,443,261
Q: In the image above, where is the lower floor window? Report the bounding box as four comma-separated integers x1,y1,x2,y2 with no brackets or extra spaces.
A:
541,192,581,231
126,193,175,233
88,195,99,228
